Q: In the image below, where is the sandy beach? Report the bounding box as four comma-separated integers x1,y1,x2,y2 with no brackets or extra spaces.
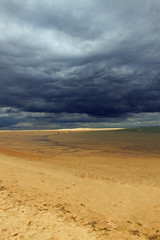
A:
0,128,160,240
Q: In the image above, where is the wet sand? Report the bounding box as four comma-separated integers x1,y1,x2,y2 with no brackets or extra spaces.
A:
0,128,160,240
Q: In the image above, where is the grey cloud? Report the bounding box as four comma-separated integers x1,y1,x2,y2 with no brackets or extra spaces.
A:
0,0,160,129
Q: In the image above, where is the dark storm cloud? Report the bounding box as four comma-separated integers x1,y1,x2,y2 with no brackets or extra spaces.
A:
0,0,160,129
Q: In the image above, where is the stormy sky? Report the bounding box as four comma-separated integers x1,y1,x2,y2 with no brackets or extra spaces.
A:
0,0,160,129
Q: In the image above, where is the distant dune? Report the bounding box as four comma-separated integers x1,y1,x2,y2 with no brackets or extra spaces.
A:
0,127,124,132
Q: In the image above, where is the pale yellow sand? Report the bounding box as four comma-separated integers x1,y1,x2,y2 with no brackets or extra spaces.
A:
0,130,160,240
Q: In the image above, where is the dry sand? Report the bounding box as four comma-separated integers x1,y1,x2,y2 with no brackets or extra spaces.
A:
0,129,160,240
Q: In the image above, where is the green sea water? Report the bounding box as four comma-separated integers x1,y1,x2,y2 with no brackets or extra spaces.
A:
47,126,160,156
